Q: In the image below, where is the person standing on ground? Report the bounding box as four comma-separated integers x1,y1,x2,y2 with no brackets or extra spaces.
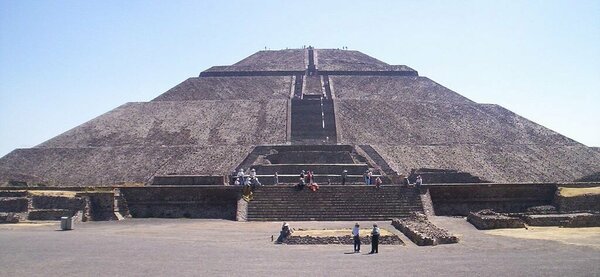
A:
236,169,245,186
352,223,361,253
370,224,380,254
416,175,422,189
274,172,279,185
341,169,348,186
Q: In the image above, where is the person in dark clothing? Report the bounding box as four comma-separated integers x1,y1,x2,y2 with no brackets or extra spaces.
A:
276,222,293,243
370,224,380,254
341,169,348,186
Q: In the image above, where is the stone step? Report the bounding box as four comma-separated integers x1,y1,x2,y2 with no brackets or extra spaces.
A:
0,190,27,197
249,217,405,221
246,185,423,221
244,177,375,185
265,151,354,164
252,164,370,175
248,207,420,212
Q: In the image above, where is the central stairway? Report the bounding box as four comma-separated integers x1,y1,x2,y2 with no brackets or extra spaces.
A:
247,185,423,221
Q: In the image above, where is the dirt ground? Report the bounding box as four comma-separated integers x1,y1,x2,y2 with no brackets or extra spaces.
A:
486,227,600,249
1,217,599,276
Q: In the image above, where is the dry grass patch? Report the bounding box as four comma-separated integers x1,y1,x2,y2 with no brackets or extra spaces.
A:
558,187,600,197
486,227,600,249
28,190,78,197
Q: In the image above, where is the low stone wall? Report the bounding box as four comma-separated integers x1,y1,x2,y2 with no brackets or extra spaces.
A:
467,210,525,230
120,186,241,220
0,212,23,223
525,205,558,214
564,213,600,227
428,184,556,216
391,213,458,246
76,192,115,221
0,190,27,197
524,213,600,227
0,198,28,212
285,234,402,245
236,198,248,221
152,175,226,186
31,196,86,210
554,187,600,213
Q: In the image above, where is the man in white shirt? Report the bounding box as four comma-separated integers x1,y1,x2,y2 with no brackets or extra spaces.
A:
352,223,361,253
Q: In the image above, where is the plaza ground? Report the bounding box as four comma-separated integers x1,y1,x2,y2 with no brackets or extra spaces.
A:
1,217,599,276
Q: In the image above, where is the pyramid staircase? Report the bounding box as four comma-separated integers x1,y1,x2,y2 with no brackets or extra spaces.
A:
235,144,391,185
247,185,424,221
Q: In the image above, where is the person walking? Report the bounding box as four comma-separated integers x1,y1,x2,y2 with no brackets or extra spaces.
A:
352,223,361,253
370,224,380,254
274,172,279,185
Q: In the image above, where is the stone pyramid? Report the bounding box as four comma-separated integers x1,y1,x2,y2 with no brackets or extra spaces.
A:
1,48,599,186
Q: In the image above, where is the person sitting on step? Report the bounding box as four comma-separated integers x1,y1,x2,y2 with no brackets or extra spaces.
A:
308,181,319,192
375,176,382,188
242,184,253,201
276,222,293,243
296,176,306,190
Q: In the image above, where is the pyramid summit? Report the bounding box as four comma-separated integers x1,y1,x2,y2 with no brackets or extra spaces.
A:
1,47,599,186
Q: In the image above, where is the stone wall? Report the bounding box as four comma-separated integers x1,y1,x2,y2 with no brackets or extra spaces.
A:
467,210,525,230
391,213,458,246
285,234,402,245
523,213,600,228
554,187,600,213
152,175,226,186
428,184,556,216
0,198,28,212
76,192,116,221
121,186,241,219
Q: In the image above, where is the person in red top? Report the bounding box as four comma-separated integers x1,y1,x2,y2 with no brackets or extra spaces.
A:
307,170,314,184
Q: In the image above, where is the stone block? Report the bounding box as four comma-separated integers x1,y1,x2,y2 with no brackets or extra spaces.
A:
392,213,458,246
0,212,23,223
0,198,28,212
31,196,86,210
467,210,525,230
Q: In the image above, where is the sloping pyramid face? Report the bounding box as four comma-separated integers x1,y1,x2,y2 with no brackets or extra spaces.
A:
1,48,599,186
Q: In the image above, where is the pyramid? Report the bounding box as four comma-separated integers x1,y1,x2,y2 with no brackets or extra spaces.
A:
1,48,599,186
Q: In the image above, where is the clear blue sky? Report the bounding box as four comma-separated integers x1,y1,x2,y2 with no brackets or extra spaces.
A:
1,0,599,157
